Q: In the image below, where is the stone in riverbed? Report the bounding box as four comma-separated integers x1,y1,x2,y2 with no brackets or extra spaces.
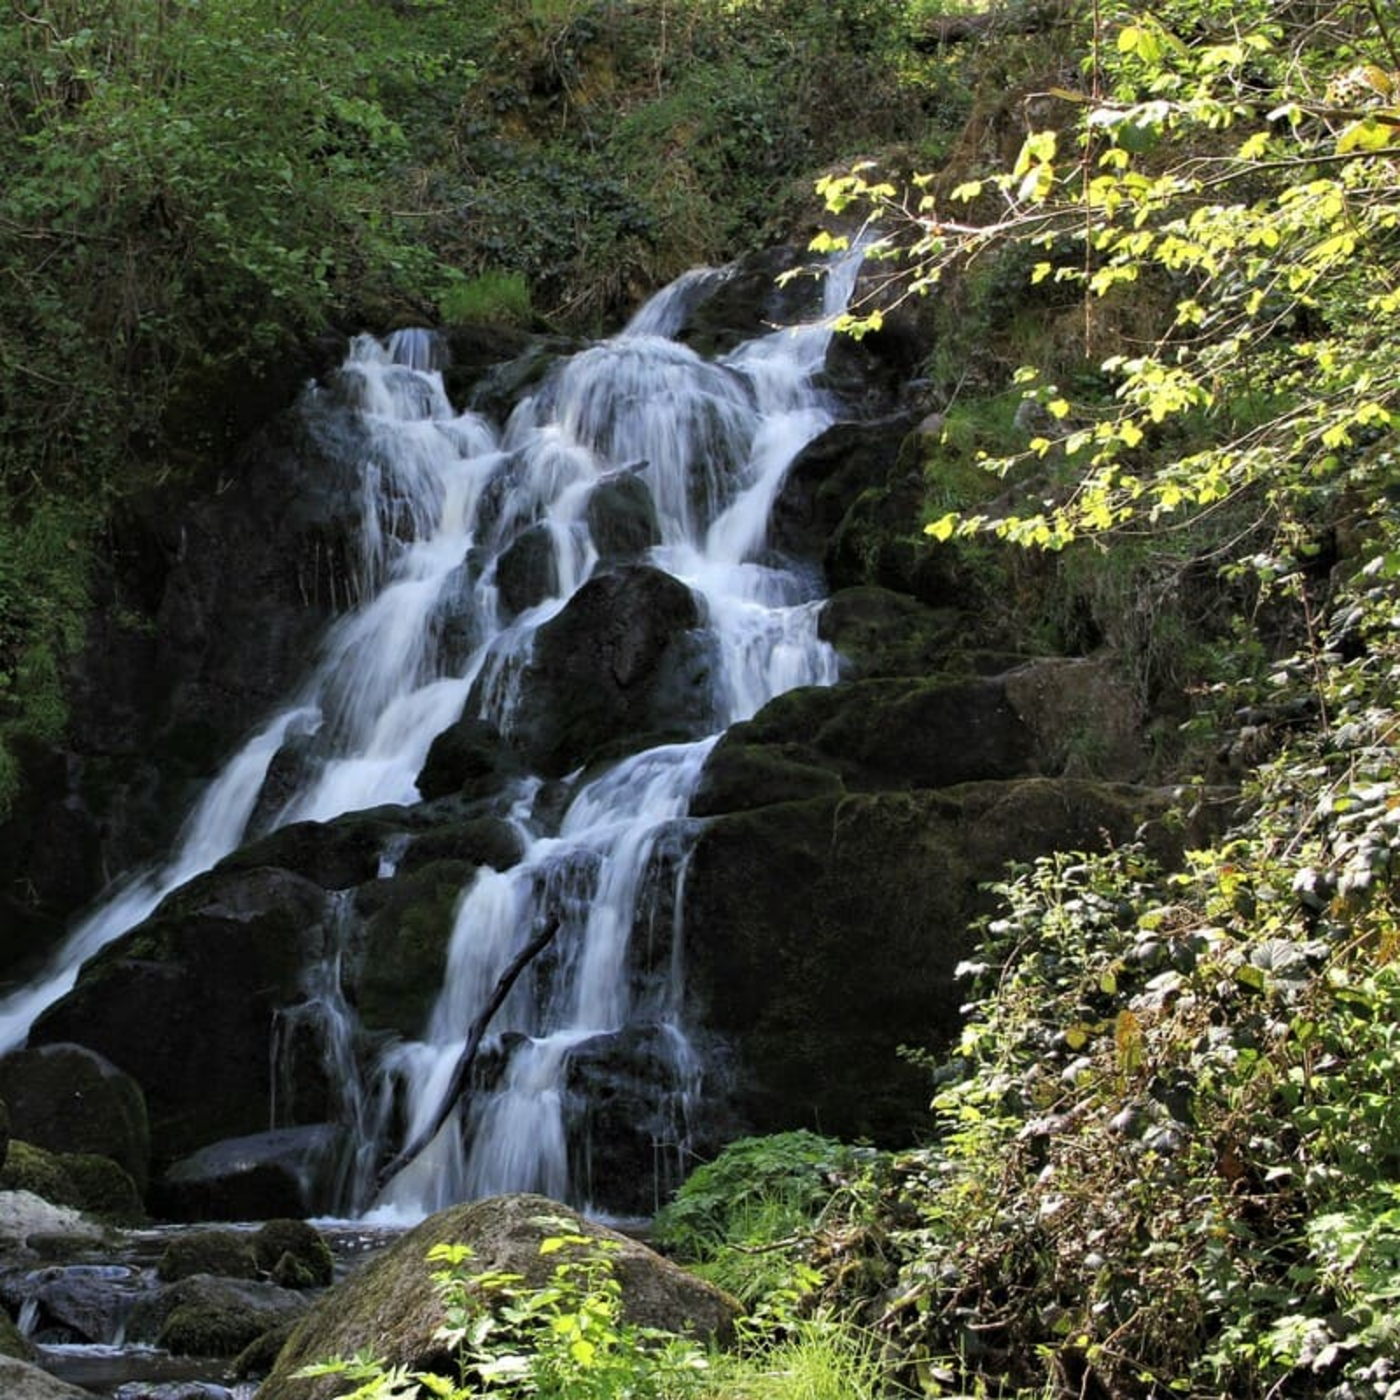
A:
153,1125,343,1222
127,1273,310,1357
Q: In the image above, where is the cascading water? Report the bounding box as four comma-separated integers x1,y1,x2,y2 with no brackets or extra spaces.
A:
0,246,866,1219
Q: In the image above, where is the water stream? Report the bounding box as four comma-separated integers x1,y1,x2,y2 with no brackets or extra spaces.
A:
0,248,863,1221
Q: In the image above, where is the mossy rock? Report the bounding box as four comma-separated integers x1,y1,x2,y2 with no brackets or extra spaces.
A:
586,472,661,562
356,859,475,1037
131,1275,309,1358
0,1141,77,1206
158,1229,260,1282
818,586,965,679
232,1316,300,1380
252,1219,334,1288
0,1043,150,1192
259,1194,740,1400
54,1153,144,1226
0,1098,8,1175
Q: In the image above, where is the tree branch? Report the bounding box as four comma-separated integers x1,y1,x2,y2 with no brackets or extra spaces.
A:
372,915,563,1194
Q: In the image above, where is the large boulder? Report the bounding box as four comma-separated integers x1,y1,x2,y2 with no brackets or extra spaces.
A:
504,565,709,775
29,868,331,1168
258,1194,740,1400
0,1045,150,1192
153,1126,344,1223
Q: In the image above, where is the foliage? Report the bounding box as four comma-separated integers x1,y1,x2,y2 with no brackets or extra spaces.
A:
441,273,536,329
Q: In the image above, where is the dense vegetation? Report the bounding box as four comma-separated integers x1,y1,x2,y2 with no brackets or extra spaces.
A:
0,0,938,812
9,0,1400,1394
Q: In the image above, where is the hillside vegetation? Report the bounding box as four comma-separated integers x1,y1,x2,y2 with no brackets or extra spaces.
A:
6,0,1400,1393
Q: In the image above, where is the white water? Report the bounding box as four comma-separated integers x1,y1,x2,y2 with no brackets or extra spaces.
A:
0,249,864,1214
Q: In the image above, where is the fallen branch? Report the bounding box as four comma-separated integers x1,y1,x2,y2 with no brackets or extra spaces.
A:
373,915,562,1193
911,1,1066,49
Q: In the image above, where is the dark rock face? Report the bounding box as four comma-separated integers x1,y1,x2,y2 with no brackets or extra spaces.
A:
0,1044,150,1193
414,717,523,802
505,565,709,775
29,868,330,1168
258,1194,741,1400
683,780,1176,1142
1,400,365,942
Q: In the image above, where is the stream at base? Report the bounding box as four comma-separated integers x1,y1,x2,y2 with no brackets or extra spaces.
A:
3,1218,400,1399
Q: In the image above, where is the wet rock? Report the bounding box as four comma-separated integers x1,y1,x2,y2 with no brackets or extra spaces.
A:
0,1354,93,1399
29,868,330,1167
771,417,912,566
53,1154,144,1226
154,1126,344,1222
505,565,709,775
258,1193,740,1400
355,860,475,1039
0,1098,8,1175
414,717,524,803
214,814,403,891
495,523,561,617
586,471,661,562
128,1274,310,1357
1,1262,143,1345
0,1044,150,1192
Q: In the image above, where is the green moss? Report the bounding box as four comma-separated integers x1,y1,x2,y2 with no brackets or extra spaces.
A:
57,1153,145,1226
358,860,474,1036
158,1302,276,1358
158,1230,260,1283
252,1219,334,1288
0,1140,77,1205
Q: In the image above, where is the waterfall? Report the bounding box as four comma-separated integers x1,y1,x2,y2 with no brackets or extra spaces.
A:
0,245,865,1216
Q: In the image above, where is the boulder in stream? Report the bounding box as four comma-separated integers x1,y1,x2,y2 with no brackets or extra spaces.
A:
258,1193,741,1400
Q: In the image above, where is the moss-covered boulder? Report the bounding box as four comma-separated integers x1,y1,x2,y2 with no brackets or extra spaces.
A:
0,1098,8,1176
51,1153,144,1226
818,585,969,680
354,859,474,1038
28,867,329,1167
0,1045,149,1193
128,1274,310,1357
258,1194,740,1400
253,1219,335,1289
0,1141,142,1224
157,1228,260,1282
214,814,404,890
414,718,524,803
0,1142,76,1207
